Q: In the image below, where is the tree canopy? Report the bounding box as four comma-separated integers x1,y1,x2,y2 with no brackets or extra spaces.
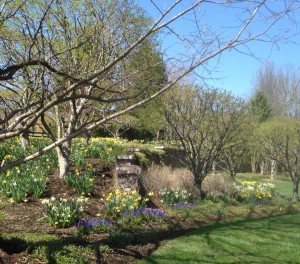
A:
1,0,300,173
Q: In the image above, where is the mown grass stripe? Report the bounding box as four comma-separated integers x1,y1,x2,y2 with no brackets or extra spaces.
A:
139,214,300,264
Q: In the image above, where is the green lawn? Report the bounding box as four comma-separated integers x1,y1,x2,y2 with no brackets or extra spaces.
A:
139,213,300,264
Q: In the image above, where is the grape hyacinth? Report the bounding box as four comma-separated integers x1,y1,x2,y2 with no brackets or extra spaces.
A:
172,202,198,208
122,207,166,218
76,217,112,234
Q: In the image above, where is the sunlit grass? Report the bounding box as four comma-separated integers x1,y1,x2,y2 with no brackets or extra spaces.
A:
139,214,300,264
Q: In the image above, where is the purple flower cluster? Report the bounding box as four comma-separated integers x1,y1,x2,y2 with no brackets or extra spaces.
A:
123,207,166,218
76,218,113,228
252,199,267,204
172,202,198,208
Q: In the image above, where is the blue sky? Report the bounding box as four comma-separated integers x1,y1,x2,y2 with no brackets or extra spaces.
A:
136,1,300,99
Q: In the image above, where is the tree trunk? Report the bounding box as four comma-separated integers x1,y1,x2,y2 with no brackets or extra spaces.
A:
84,131,91,145
20,131,30,149
260,160,265,175
292,176,299,202
193,176,204,199
56,141,71,179
212,161,216,175
230,167,236,182
251,155,256,173
156,129,160,141
270,159,277,180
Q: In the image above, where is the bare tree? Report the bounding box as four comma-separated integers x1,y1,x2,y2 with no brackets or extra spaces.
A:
164,85,246,197
253,62,300,118
1,0,300,174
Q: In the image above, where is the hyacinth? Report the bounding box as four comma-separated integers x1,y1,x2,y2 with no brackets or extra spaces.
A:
76,218,113,228
122,207,166,218
172,202,198,208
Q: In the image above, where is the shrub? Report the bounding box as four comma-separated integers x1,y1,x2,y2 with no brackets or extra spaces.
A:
202,174,234,198
141,166,194,195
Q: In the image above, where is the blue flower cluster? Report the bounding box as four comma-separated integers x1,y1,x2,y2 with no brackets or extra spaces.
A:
252,199,267,204
76,218,113,228
122,207,166,218
172,202,198,208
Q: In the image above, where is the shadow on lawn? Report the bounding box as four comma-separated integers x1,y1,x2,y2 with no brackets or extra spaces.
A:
1,211,300,263
141,213,300,264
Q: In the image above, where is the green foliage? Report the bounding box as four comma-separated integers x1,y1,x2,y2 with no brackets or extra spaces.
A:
107,228,132,246
249,91,272,123
0,164,49,202
71,141,87,166
134,152,150,168
121,127,157,141
53,245,91,264
29,174,48,199
86,138,126,165
210,205,224,217
159,188,192,206
0,137,57,202
65,169,95,197
99,245,113,260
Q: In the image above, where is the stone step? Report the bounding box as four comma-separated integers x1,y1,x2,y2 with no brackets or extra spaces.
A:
115,165,141,175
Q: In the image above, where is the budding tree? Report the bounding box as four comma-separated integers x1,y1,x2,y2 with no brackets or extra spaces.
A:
164,85,246,197
258,117,300,201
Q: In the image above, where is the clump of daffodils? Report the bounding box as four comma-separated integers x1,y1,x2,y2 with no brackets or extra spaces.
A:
159,187,192,206
104,189,152,216
238,181,275,202
42,196,88,228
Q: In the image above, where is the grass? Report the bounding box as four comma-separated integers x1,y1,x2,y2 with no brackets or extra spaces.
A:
139,213,300,264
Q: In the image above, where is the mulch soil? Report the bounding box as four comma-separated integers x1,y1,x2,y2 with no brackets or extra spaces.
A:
0,158,204,264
